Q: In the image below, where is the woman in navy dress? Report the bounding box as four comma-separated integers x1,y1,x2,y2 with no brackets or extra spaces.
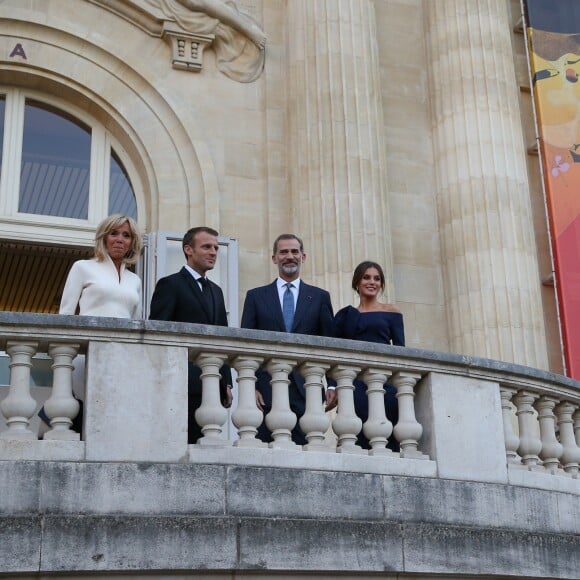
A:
334,261,405,451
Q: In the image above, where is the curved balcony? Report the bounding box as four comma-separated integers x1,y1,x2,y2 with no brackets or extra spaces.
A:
0,312,579,578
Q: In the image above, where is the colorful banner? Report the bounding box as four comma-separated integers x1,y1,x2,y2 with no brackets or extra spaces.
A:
527,0,580,378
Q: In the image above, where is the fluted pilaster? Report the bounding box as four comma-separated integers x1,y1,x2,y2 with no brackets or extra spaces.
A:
287,0,394,304
425,0,548,367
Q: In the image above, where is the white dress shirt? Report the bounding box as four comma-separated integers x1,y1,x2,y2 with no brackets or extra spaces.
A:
276,277,300,311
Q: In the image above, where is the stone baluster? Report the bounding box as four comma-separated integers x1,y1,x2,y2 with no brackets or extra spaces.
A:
534,396,564,474
554,402,580,476
330,365,363,454
0,341,38,440
513,390,542,469
299,362,331,451
361,368,393,456
575,408,580,447
194,353,229,446
265,358,298,449
231,356,266,448
43,343,81,441
499,386,520,463
391,371,426,458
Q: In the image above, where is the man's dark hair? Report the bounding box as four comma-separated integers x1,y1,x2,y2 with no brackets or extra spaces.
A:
272,233,304,255
182,226,219,257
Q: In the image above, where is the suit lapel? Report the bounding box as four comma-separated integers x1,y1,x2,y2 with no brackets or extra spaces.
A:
293,282,313,332
266,281,286,331
180,267,212,322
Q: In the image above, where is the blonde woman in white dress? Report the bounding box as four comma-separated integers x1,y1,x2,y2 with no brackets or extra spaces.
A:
59,214,143,318
40,215,143,435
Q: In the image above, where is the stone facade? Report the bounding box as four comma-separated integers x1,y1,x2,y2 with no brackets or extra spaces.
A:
3,461,580,578
0,3,559,366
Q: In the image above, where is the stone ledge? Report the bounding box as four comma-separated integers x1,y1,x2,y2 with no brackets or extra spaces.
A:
0,461,578,576
1,311,578,392
0,440,84,461
1,461,578,533
1,514,578,577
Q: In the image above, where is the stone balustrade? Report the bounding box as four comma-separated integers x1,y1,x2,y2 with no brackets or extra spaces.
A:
0,312,579,494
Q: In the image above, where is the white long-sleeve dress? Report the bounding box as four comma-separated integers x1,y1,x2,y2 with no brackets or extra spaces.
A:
59,256,142,318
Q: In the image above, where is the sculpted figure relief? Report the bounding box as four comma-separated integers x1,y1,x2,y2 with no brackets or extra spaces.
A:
174,0,266,49
143,0,266,81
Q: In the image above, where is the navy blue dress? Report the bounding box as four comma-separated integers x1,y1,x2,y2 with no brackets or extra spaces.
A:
335,305,405,451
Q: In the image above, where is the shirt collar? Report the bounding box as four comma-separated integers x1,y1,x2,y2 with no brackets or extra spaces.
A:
184,264,204,281
277,277,300,291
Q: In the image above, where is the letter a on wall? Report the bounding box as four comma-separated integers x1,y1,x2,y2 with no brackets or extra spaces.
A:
9,43,27,59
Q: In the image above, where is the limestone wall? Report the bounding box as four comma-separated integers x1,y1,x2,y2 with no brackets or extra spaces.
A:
2,460,579,577
0,0,561,369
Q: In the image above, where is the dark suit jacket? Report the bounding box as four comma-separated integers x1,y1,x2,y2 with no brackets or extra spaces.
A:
241,280,336,414
149,267,232,396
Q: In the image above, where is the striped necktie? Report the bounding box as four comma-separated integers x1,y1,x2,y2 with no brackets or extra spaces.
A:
282,282,295,332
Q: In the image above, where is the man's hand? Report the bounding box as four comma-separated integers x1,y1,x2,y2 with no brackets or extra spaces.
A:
222,385,233,408
325,388,337,411
255,389,265,411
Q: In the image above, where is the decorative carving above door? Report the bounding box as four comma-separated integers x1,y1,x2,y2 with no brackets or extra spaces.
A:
88,0,265,82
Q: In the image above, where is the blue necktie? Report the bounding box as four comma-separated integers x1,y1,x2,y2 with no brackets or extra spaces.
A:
282,283,295,332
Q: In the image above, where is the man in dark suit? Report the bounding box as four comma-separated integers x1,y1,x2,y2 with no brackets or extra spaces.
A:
241,233,336,444
149,226,232,443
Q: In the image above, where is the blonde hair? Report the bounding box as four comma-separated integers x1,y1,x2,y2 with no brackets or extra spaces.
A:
94,214,142,265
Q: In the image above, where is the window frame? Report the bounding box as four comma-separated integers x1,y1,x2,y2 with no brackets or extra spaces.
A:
0,87,142,245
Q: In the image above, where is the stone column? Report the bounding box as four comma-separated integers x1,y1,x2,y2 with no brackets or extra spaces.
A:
0,342,38,440
499,386,520,463
265,358,298,449
330,365,363,454
425,0,548,368
514,390,542,468
286,0,394,305
299,362,331,451
361,368,393,455
43,343,81,441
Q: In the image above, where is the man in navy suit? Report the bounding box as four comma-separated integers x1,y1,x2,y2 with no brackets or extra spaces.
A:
241,233,336,444
149,226,233,443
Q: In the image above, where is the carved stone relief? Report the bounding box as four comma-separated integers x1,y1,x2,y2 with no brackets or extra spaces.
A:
89,0,265,82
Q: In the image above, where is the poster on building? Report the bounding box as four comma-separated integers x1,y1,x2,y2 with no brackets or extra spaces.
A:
526,0,580,378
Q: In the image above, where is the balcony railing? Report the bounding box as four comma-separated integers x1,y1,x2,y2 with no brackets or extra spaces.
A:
0,312,579,493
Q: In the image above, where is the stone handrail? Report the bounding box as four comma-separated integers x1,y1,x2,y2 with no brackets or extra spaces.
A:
0,312,579,492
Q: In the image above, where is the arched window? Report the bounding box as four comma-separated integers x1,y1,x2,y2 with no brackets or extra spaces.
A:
0,89,139,237
0,88,141,313
109,149,137,218
19,100,91,219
